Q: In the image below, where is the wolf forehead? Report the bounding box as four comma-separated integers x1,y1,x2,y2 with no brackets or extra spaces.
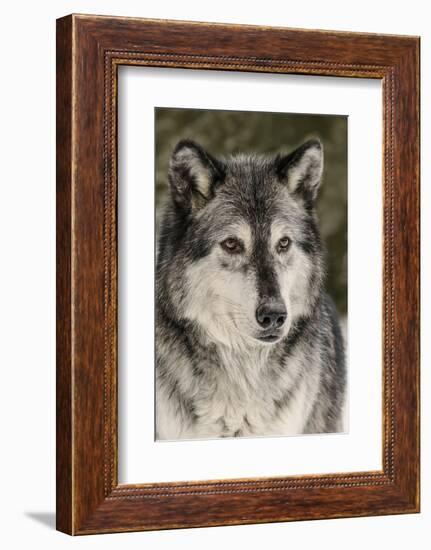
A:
210,154,289,215
199,177,304,240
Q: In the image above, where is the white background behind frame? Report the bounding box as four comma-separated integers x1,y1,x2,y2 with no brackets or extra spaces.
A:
118,66,382,484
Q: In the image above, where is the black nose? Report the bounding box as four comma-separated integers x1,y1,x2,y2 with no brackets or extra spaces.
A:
256,301,287,329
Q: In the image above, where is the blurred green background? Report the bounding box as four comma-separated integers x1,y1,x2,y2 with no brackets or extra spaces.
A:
155,108,347,316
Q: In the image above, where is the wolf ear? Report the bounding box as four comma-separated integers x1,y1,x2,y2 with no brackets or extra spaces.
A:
276,139,324,201
168,140,225,212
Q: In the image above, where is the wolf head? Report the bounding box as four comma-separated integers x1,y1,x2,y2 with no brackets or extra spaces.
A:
157,138,325,349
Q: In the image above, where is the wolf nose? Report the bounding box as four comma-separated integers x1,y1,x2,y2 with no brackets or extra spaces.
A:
256,301,287,329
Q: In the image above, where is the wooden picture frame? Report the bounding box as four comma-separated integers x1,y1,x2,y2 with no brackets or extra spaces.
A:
56,14,420,535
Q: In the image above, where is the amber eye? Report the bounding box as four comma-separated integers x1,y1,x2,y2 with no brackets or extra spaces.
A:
220,237,243,254
277,236,290,252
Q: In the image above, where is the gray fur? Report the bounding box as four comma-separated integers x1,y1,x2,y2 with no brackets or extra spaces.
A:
156,138,346,440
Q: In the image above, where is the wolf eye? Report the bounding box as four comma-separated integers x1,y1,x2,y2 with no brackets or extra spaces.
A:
277,236,290,252
220,237,243,254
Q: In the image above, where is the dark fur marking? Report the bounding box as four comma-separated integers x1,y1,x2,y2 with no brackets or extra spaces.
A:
254,244,282,302
283,316,310,355
296,221,320,255
167,380,198,423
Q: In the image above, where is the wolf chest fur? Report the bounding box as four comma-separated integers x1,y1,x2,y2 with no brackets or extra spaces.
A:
155,138,346,440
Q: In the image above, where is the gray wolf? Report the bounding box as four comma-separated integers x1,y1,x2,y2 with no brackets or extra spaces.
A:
155,138,346,440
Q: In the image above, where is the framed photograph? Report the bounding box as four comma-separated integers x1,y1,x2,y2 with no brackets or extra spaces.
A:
56,14,420,535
